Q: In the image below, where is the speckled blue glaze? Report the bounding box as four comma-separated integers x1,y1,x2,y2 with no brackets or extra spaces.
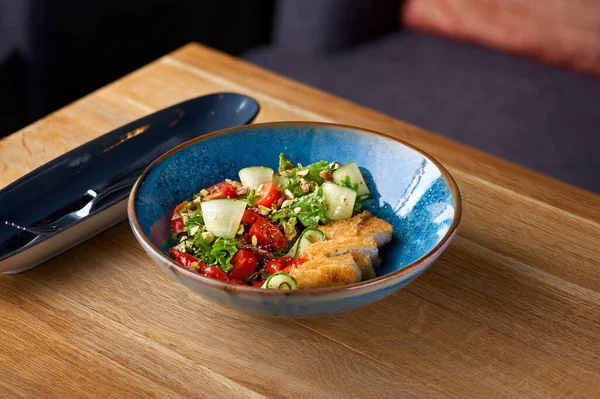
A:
128,123,461,318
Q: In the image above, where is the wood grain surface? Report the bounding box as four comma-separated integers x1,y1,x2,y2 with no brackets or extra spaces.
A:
1,43,599,398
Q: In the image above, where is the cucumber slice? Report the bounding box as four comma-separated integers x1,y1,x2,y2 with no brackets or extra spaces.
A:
238,166,274,190
262,272,299,290
286,228,326,257
322,182,357,221
200,199,247,238
272,174,290,188
332,162,370,196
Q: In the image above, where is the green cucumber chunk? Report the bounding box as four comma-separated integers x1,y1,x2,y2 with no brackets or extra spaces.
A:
262,272,299,290
322,182,357,221
200,199,247,238
286,227,326,258
332,162,370,196
238,166,274,190
272,174,290,188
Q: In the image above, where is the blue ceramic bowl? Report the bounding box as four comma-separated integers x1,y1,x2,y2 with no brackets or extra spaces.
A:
128,122,461,318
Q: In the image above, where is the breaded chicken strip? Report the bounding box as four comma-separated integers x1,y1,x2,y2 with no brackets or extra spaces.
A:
319,210,393,247
351,252,376,280
304,236,380,267
318,211,371,240
289,253,361,289
357,216,393,246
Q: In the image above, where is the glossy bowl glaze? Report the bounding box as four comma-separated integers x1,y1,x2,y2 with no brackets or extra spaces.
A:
128,122,461,318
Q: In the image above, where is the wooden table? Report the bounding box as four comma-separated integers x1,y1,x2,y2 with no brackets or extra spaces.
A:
1,44,599,399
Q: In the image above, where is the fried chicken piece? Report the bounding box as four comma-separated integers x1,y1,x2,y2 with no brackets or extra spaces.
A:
318,210,393,247
318,211,371,240
289,253,361,289
357,216,393,246
351,252,376,280
304,236,380,267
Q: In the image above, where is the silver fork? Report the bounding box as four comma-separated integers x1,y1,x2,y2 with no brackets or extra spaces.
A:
4,176,137,236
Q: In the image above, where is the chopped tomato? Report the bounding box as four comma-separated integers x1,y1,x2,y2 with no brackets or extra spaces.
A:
229,250,258,281
265,258,285,275
173,201,189,215
229,279,249,286
248,218,288,250
170,200,189,234
169,248,199,269
289,257,307,267
266,256,306,274
201,265,229,281
168,249,228,281
252,281,265,288
170,218,184,234
203,181,237,200
254,181,281,208
241,208,262,225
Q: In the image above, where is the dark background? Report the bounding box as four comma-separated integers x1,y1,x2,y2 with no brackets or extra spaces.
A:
0,0,275,136
0,0,598,193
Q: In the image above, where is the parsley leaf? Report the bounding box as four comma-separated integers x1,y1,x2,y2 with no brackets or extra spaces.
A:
305,160,330,184
338,176,358,191
354,195,365,214
280,216,298,241
209,237,239,272
191,235,239,272
277,154,332,199
272,186,327,228
246,189,258,207
278,153,295,172
295,186,327,227
183,208,205,229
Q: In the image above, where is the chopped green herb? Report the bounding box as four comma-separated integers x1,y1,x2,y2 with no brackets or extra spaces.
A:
272,186,327,228
280,216,298,241
339,176,358,191
183,208,205,230
246,189,258,207
304,160,331,184
339,176,367,213
192,235,239,272
277,154,333,199
278,153,295,172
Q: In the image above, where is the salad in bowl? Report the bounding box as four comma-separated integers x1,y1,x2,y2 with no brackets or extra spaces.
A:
127,122,461,318
168,154,394,290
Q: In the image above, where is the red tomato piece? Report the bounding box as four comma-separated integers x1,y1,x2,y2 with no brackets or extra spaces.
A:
265,258,285,274
241,208,262,225
290,257,307,266
200,265,229,281
285,258,305,272
266,256,306,274
169,248,200,269
203,181,237,200
171,200,190,234
229,250,258,281
230,279,249,286
170,218,185,234
254,181,281,208
173,200,189,216
248,218,288,250
252,281,265,288
168,249,229,281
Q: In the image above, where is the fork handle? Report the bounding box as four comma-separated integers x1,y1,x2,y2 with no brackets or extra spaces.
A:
92,175,139,208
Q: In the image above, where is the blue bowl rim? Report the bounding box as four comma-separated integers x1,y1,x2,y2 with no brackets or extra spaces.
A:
127,121,462,297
